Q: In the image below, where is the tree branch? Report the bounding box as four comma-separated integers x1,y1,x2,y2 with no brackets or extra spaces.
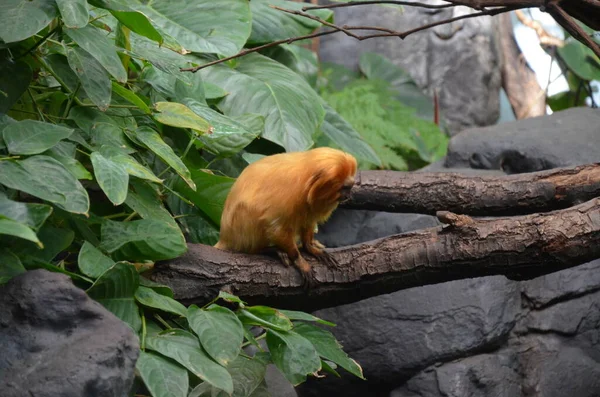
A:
341,164,600,216
152,198,600,311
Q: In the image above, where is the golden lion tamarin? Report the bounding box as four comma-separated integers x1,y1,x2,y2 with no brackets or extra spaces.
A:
215,147,357,286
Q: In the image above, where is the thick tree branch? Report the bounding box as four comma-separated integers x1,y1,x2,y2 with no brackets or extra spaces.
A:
342,164,600,216
152,198,600,311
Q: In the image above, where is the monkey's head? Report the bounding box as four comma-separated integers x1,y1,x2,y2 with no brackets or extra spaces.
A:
306,148,357,214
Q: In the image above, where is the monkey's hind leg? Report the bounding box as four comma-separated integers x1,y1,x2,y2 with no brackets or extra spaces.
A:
272,234,316,290
301,227,339,269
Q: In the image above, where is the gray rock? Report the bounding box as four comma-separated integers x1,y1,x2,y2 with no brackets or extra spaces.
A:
521,259,600,308
390,351,520,397
0,270,139,397
319,2,502,135
298,276,520,396
445,107,600,172
317,209,440,248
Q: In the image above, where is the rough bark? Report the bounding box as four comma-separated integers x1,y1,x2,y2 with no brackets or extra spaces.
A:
498,13,546,119
152,198,600,312
341,163,600,216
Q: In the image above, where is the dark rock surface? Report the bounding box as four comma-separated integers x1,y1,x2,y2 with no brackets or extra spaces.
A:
319,2,502,135
0,270,139,397
290,109,600,397
445,107,600,173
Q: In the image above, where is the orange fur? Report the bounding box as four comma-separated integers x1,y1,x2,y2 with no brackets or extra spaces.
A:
215,147,357,285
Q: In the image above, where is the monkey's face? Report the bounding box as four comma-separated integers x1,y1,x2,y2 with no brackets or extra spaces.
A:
338,175,356,203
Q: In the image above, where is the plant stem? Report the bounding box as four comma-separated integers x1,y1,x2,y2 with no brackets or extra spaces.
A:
27,88,46,122
63,82,81,118
154,314,172,329
33,54,85,106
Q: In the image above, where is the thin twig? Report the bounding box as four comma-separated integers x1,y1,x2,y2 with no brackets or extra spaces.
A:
271,5,360,39
18,26,60,59
547,3,600,58
303,0,455,11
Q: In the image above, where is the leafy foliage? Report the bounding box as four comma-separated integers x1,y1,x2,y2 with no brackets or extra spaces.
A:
0,1,445,395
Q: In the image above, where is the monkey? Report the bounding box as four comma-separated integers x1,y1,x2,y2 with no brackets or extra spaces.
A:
214,147,358,288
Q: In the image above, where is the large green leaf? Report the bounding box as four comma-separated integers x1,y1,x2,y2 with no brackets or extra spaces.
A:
239,306,293,332
99,146,162,184
266,329,321,385
65,25,128,83
89,0,164,44
111,82,151,114
188,304,244,366
78,240,115,279
128,0,251,56
0,58,32,113
278,310,335,327
45,144,93,180
0,249,26,284
320,102,381,166
0,156,89,215
0,193,52,231
359,52,434,120
145,329,234,394
56,0,89,28
125,179,173,224
165,193,220,245
192,354,268,397
128,34,192,79
10,224,74,264
134,126,195,189
137,351,188,397
100,218,187,261
184,99,257,156
201,53,324,151
135,285,186,316
263,44,319,87
66,47,112,111
249,0,332,45
87,262,142,332
91,152,129,205
153,102,211,134
294,322,364,379
0,216,42,246
170,168,234,226
558,39,600,81
0,0,57,43
3,120,74,155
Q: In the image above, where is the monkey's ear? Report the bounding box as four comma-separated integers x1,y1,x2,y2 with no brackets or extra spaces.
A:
307,169,335,206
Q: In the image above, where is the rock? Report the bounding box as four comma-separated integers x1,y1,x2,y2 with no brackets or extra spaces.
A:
390,351,520,397
298,276,520,396
319,2,502,135
445,107,600,172
0,270,139,397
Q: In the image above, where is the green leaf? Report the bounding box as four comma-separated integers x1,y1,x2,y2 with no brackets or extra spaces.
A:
320,360,340,377
188,304,244,366
0,58,32,113
90,123,136,153
0,0,57,43
227,355,268,397
69,103,137,133
266,329,321,385
249,0,332,45
87,262,141,332
0,193,52,230
139,277,174,298
0,216,42,247
125,179,173,224
65,25,128,83
45,146,93,180
239,306,293,332
294,322,364,379
165,197,219,245
111,10,163,45
201,53,324,151
135,285,186,316
136,351,188,397
128,0,251,56
153,102,211,134
3,120,74,155
78,240,115,279
134,126,196,190
359,52,434,120
0,156,89,215
56,0,89,28
547,90,588,112
320,102,381,166
11,225,74,264
263,44,319,87
100,218,187,261
278,310,336,327
170,168,234,226
99,146,163,184
0,249,26,284
558,39,600,81
218,291,246,305
91,152,129,205
184,99,257,157
111,82,151,114
145,329,234,394
128,34,192,79
66,47,112,110
204,82,228,100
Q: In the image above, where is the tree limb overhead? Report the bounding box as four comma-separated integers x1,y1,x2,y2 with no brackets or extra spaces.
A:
152,198,600,312
341,163,600,216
